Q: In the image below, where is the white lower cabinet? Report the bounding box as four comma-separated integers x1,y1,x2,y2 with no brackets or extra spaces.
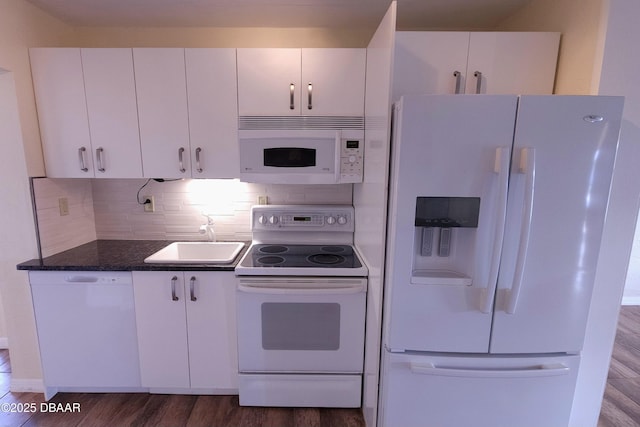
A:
132,271,238,393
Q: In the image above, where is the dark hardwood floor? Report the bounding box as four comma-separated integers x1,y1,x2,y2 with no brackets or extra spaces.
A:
599,305,640,426
2,306,640,426
0,349,364,427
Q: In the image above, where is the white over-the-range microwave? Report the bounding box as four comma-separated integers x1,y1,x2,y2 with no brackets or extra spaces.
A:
238,128,364,184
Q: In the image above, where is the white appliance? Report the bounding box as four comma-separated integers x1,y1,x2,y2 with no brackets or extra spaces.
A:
379,95,624,427
235,205,368,407
29,271,141,398
238,128,364,184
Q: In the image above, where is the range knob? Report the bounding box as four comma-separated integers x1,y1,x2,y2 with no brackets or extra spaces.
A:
258,215,267,225
337,216,348,225
326,216,337,225
268,215,279,225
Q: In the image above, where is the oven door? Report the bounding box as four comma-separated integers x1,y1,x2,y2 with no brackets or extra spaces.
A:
238,130,341,184
236,277,367,373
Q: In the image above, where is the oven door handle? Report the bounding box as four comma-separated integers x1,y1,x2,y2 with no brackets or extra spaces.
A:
237,283,366,295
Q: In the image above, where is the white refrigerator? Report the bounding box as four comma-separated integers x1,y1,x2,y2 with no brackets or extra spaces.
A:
379,95,624,427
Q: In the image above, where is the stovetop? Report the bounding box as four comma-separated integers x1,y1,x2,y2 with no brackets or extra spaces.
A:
234,205,368,277
235,243,368,276
239,244,363,269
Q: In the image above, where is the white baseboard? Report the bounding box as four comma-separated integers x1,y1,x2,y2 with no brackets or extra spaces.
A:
622,290,640,305
11,378,45,393
0,337,8,349
622,296,640,305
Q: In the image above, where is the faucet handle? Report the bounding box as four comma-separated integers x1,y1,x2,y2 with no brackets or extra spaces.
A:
201,213,214,225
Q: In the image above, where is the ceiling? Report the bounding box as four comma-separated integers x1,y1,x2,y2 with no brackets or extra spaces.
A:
25,0,532,30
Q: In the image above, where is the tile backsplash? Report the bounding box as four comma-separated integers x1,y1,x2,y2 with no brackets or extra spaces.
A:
33,178,97,257
33,178,353,256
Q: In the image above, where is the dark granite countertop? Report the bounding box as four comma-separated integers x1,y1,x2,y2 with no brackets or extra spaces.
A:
17,240,250,272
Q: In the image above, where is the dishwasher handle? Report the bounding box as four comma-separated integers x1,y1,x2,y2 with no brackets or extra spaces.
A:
64,276,100,283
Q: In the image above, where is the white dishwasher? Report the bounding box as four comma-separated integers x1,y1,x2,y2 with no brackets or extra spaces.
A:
30,271,142,397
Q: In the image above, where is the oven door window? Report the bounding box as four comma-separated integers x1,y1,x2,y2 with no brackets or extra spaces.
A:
263,147,316,168
261,302,340,350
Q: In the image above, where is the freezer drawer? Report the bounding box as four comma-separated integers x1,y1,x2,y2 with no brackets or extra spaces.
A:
380,352,580,427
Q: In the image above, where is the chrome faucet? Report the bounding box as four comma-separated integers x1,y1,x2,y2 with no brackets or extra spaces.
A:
199,214,216,242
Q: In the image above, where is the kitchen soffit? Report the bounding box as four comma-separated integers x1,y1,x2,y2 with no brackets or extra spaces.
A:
24,0,531,30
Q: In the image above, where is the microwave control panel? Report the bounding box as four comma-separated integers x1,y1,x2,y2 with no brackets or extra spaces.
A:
340,139,364,183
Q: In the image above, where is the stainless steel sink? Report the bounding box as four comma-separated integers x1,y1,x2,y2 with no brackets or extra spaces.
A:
144,242,245,264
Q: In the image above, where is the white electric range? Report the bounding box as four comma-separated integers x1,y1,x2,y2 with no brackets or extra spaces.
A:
234,205,368,408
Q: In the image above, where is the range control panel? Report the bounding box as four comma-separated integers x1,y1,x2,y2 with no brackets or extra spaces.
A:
251,205,355,232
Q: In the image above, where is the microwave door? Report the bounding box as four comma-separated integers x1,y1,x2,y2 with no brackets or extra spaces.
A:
238,130,342,184
263,147,317,168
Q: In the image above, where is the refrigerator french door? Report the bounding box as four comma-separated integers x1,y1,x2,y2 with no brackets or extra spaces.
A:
380,95,624,427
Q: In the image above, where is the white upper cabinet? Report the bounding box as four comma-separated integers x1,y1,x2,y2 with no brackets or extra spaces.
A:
466,32,560,95
237,48,366,116
133,48,191,179
301,49,367,116
135,48,239,179
393,32,470,99
30,48,144,178
237,48,301,116
81,48,143,178
30,48,94,178
185,49,239,179
393,31,560,100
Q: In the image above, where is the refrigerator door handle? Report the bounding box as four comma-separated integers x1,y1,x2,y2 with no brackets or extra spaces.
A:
481,146,511,313
506,147,536,314
409,362,569,378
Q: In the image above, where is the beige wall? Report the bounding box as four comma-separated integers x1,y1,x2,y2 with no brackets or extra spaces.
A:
498,0,607,95
0,0,76,388
0,0,76,176
0,69,43,389
74,26,371,48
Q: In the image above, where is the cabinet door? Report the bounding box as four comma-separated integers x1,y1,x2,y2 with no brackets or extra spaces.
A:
392,32,470,100
237,48,301,116
301,49,366,116
30,48,94,177
466,32,560,95
81,48,143,178
185,49,239,178
134,48,191,178
132,272,190,388
186,271,238,390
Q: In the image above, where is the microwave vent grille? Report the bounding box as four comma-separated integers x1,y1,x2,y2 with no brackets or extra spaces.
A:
239,116,364,130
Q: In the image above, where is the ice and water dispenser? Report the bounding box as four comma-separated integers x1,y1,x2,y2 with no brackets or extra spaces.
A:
411,197,480,286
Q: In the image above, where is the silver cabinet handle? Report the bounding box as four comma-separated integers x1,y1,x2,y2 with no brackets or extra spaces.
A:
96,147,105,172
474,71,482,94
78,147,89,172
289,83,295,110
190,276,197,302
195,147,203,173
178,147,186,173
307,82,313,110
453,71,462,94
171,275,179,301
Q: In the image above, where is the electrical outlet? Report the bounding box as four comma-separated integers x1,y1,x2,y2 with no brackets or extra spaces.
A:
257,195,268,205
143,196,155,212
58,197,69,216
